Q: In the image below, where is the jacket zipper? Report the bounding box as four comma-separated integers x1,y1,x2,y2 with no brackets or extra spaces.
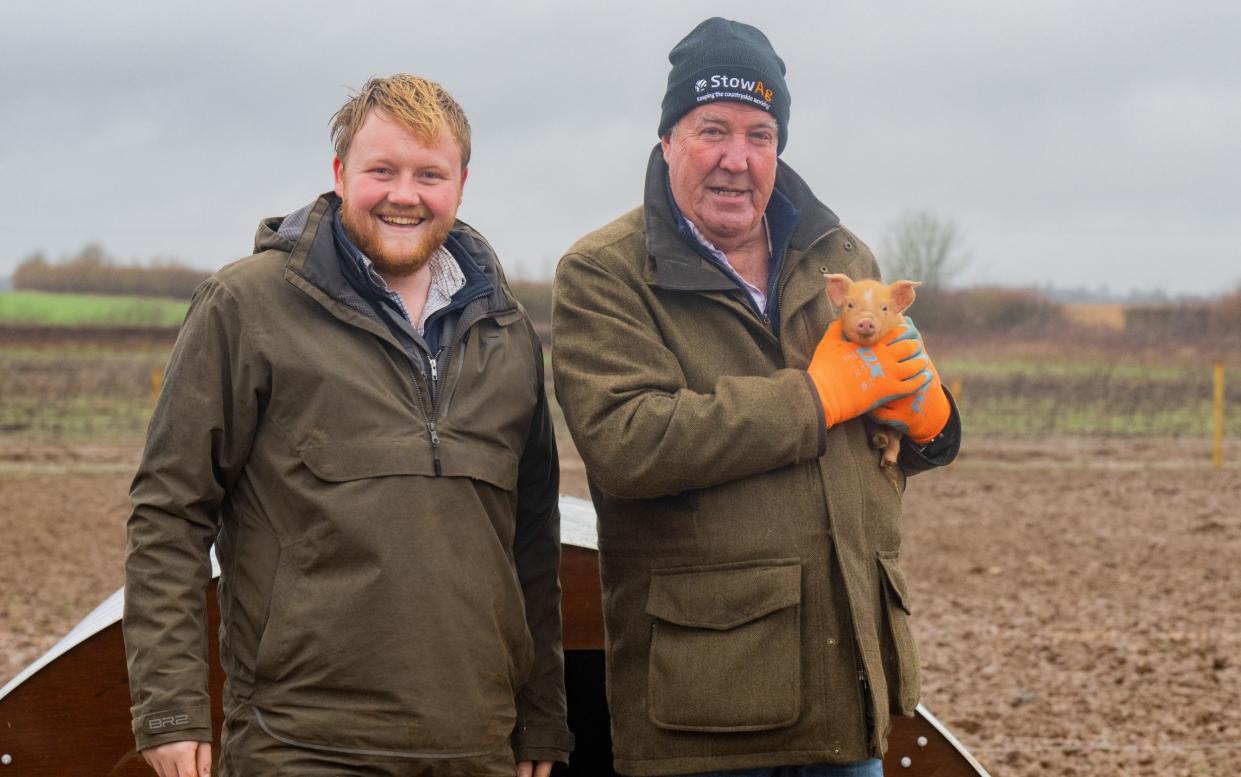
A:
796,223,870,751
420,305,518,477
426,351,442,475
399,354,441,477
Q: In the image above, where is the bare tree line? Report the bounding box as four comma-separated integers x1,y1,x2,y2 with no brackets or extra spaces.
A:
12,244,209,299
875,211,1241,339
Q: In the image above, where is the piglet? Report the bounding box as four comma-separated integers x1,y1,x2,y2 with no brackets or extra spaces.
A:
823,273,922,476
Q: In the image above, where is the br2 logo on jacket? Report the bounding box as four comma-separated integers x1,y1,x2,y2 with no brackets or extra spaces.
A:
147,714,190,731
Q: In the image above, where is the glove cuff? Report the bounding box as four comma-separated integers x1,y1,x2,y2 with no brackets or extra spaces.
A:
909,382,950,443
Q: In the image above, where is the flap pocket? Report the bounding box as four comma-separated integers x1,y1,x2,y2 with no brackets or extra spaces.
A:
645,560,803,733
877,551,912,614
299,441,433,482
646,560,802,629
876,550,919,714
298,440,518,491
438,442,519,491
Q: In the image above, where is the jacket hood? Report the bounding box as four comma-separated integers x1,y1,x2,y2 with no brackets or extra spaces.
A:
253,202,312,255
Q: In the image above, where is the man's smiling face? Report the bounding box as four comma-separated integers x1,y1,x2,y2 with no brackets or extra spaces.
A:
661,101,778,252
333,109,466,277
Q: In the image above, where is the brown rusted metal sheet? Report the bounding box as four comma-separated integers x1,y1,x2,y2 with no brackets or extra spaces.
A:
561,545,606,652
0,589,225,776
0,496,990,776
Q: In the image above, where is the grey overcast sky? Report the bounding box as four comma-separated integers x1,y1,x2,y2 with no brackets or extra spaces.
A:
2,0,1238,296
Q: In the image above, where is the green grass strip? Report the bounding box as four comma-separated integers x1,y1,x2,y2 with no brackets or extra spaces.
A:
0,291,188,328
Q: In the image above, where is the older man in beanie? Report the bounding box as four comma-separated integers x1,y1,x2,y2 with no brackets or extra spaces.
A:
552,17,961,777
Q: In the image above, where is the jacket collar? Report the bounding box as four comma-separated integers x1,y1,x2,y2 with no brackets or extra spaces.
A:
265,193,515,327
641,144,841,292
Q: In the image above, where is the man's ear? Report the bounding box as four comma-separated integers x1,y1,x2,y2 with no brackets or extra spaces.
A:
332,156,345,198
890,280,922,313
453,166,468,208
824,273,853,308
660,132,672,163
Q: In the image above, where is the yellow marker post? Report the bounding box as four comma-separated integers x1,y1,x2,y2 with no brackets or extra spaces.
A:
1214,362,1225,469
152,368,164,405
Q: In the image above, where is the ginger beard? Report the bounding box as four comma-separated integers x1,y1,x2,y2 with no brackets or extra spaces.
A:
339,196,453,277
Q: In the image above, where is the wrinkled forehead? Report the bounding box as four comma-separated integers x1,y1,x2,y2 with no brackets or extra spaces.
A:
677,101,779,132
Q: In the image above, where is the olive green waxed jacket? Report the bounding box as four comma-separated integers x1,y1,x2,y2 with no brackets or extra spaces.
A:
551,148,958,775
124,194,573,764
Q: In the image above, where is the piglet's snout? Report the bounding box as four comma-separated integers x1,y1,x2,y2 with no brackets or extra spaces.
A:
854,318,877,338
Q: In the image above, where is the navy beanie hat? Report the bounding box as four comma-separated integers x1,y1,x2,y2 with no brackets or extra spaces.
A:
658,17,790,154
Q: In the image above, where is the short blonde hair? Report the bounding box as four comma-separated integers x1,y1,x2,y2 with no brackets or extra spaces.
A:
330,74,471,167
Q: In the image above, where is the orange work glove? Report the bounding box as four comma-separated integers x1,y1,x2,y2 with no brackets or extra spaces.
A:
807,318,931,429
868,328,951,443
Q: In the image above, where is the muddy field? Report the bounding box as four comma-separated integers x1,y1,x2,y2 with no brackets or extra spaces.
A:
2,435,1238,777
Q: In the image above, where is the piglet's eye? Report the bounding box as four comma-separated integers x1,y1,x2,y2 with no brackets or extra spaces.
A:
882,305,889,312
847,302,854,308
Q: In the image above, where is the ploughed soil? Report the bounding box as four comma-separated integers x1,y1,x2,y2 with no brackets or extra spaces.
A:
3,436,1239,777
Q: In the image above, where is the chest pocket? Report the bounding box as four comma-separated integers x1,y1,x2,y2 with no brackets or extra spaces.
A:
300,441,433,480
300,439,518,491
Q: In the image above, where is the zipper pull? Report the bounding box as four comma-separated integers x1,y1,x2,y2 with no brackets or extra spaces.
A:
427,420,443,476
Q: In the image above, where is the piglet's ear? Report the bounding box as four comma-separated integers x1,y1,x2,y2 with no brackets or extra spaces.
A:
890,280,922,312
824,273,853,308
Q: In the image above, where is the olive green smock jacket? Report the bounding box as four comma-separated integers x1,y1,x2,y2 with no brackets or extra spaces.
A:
552,148,959,775
124,194,573,764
